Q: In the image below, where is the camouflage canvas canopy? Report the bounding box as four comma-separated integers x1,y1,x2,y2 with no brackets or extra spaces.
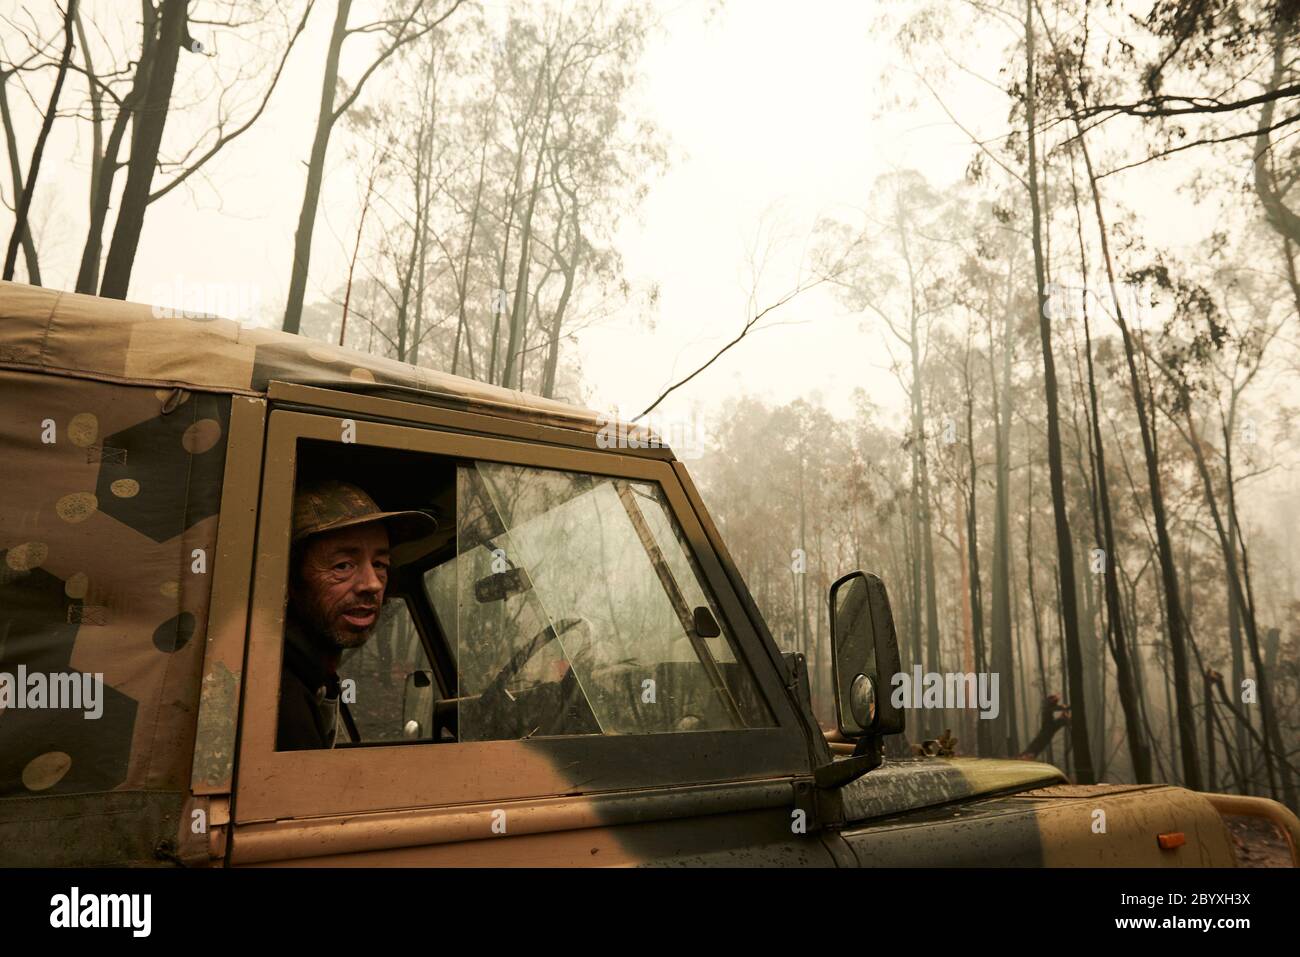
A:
0,280,606,430
0,281,636,865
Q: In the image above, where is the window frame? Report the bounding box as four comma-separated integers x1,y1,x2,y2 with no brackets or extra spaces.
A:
233,408,810,823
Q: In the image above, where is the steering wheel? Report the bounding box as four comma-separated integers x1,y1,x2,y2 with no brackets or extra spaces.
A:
474,617,592,736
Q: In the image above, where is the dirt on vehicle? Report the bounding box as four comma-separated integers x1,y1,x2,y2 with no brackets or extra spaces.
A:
1224,815,1294,867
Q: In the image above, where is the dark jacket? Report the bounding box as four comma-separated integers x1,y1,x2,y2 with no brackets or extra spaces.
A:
276,618,343,751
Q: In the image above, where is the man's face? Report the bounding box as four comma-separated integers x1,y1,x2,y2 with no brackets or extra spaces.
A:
291,523,391,651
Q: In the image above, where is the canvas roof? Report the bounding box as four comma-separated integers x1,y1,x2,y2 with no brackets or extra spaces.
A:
0,281,650,438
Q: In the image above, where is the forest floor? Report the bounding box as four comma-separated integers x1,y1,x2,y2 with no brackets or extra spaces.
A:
1223,815,1294,867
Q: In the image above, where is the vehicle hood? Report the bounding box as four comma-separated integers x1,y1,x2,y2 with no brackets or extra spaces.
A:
836,756,1068,824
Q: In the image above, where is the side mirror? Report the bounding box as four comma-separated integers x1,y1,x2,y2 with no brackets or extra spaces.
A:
830,571,904,741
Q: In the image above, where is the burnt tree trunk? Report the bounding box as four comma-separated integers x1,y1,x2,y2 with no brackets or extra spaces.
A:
1026,1,1094,782
100,0,187,299
0,73,41,282
3,0,78,283
282,0,352,332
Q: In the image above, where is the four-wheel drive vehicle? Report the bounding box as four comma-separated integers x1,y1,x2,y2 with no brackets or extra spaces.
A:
1,280,1296,867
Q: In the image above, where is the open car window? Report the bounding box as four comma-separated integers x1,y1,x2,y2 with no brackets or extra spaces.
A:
423,461,774,740
337,599,432,744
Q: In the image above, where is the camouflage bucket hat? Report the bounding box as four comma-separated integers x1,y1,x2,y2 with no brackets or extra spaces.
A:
292,480,437,547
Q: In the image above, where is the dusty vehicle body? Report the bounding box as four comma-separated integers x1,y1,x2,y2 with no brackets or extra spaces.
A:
0,280,1295,868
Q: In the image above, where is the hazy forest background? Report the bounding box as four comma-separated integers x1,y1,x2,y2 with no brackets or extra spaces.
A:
2,0,1298,809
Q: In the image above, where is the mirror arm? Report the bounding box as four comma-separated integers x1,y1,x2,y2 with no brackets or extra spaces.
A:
813,737,882,789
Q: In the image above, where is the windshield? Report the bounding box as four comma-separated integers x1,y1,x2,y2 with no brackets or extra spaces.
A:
424,462,773,740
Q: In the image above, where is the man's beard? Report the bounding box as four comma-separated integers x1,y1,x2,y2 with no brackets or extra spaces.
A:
293,591,381,652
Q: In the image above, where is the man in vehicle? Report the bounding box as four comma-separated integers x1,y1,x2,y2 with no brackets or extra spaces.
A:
277,480,436,750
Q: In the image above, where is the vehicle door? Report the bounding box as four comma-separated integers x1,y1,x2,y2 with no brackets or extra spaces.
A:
227,401,832,866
